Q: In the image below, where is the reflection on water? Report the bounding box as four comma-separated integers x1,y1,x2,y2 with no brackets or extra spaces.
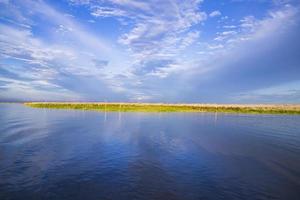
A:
0,104,300,200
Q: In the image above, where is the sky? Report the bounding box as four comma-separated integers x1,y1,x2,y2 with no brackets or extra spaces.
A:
0,0,299,103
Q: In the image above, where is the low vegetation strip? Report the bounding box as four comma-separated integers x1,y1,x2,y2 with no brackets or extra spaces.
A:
24,102,300,114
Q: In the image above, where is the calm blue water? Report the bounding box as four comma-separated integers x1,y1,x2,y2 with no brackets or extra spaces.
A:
0,104,299,200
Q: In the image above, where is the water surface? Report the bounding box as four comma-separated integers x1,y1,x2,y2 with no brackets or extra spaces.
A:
0,104,299,200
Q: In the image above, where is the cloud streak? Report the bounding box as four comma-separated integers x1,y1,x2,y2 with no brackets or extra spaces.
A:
0,0,299,102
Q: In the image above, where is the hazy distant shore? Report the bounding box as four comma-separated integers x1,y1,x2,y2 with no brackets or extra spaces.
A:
23,102,300,114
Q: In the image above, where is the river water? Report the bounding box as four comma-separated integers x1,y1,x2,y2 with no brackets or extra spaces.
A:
0,104,299,200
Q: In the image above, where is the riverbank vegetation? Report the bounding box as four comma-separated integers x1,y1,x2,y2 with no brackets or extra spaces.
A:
24,102,300,114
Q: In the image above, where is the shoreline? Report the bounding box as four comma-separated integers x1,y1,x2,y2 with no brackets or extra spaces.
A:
24,102,300,115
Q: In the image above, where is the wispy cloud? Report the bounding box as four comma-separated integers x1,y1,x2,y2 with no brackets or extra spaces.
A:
0,0,131,100
209,10,222,18
77,0,207,76
0,0,299,102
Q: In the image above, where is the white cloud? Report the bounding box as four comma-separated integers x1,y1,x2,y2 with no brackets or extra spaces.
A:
0,77,79,101
74,1,299,101
233,81,300,103
91,6,127,17
211,5,298,47
78,0,207,76
180,31,200,49
0,0,134,100
209,10,222,18
1,0,299,102
208,44,224,50
223,25,237,29
70,0,209,100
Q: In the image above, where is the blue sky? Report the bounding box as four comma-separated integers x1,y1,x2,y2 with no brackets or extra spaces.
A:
0,0,299,103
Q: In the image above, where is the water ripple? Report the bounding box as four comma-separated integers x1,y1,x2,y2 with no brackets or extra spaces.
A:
0,104,299,200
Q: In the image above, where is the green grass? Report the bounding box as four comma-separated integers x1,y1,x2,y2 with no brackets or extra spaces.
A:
24,102,300,114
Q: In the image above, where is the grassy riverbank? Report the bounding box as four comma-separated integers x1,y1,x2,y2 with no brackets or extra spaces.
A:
24,102,300,114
